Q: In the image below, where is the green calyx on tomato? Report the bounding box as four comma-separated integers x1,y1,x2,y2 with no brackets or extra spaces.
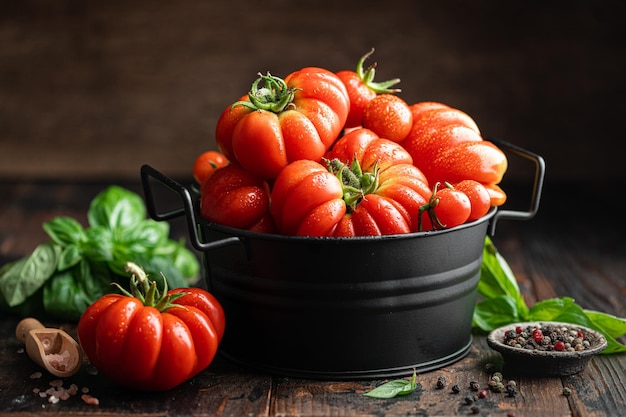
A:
115,262,184,312
325,158,378,211
231,72,299,113
355,48,401,94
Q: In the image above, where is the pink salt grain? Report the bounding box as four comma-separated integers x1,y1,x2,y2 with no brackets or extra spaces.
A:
81,394,99,405
46,350,70,371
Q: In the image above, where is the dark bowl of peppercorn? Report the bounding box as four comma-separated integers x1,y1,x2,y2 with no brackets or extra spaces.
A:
487,321,607,377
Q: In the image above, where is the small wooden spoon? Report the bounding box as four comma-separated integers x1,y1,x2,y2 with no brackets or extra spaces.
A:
16,318,82,378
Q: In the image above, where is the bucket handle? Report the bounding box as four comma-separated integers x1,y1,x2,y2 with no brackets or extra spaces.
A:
140,164,242,252
486,138,546,236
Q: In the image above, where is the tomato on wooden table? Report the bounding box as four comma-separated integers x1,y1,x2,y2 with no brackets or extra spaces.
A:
215,68,350,180
77,262,225,392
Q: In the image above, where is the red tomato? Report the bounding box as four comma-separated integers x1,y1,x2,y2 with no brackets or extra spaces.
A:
400,102,508,206
362,94,413,142
484,183,508,206
452,179,492,221
419,183,471,231
215,68,350,179
324,128,413,172
200,164,275,232
429,140,508,185
270,159,346,236
77,263,224,392
336,49,401,129
271,157,431,237
192,150,229,185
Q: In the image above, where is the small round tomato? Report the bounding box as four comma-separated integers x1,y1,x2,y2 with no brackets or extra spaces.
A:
362,94,413,142
336,49,401,129
419,183,471,231
192,150,229,185
77,262,224,392
452,179,491,221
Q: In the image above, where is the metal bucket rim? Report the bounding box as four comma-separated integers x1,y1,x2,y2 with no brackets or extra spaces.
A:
198,205,497,244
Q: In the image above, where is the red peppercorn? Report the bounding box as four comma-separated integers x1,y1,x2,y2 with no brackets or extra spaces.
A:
555,341,565,351
515,326,523,333
477,390,488,398
577,331,584,340
532,329,543,343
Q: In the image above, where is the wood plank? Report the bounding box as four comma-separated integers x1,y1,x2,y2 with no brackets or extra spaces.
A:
0,316,273,417
270,338,574,417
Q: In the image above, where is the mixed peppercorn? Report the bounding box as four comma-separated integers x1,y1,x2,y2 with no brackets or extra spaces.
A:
502,323,594,352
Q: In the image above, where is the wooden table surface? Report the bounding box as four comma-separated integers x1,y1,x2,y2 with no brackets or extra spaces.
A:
0,179,625,417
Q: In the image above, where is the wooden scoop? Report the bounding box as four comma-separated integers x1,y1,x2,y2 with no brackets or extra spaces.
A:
16,318,82,378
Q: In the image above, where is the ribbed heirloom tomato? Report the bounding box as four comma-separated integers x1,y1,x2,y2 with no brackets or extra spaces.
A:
215,68,350,180
77,262,225,392
400,101,508,206
271,128,432,237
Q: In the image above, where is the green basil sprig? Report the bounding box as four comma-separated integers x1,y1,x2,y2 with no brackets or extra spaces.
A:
474,237,626,354
0,185,200,322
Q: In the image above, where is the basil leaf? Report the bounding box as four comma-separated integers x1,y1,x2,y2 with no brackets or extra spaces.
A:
0,242,60,306
118,220,169,255
58,244,83,271
528,297,577,321
83,226,114,262
43,216,86,246
42,259,114,322
364,370,419,398
478,237,519,298
87,185,146,230
584,310,626,339
142,256,189,289
156,239,200,283
473,295,523,332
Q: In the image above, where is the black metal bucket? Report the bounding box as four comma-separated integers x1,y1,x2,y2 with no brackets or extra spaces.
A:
141,139,545,380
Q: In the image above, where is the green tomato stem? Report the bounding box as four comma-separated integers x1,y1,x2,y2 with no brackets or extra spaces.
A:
231,72,299,113
114,262,185,312
325,158,380,212
356,48,401,94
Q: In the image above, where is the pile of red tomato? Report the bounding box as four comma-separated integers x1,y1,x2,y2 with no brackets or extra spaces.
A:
194,50,508,237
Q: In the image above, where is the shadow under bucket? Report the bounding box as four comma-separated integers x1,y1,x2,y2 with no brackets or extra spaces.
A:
141,138,545,380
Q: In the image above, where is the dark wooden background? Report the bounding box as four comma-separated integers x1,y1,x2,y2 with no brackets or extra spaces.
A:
1,0,625,185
